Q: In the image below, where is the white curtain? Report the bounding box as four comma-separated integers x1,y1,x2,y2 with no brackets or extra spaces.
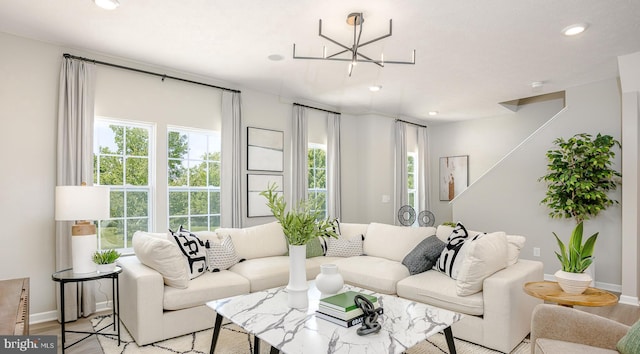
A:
56,57,97,321
326,113,341,219
394,121,408,224
221,91,243,228
292,105,308,204
417,126,431,214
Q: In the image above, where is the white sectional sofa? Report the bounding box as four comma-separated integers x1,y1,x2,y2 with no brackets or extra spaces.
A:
118,221,543,353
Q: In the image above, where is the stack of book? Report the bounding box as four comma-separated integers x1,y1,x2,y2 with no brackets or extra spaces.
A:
316,291,383,327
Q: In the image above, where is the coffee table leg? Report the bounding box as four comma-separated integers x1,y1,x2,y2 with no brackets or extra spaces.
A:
253,335,260,354
209,314,223,354
443,326,456,354
270,345,279,354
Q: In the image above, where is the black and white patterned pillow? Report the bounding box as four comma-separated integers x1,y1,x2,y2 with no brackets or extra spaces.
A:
205,235,240,272
435,222,470,278
169,226,207,279
325,234,364,257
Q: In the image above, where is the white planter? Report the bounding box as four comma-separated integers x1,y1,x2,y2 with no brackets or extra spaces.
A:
315,264,344,298
96,263,117,273
287,244,309,309
554,270,592,294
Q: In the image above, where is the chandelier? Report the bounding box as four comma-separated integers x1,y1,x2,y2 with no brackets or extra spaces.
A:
293,12,416,77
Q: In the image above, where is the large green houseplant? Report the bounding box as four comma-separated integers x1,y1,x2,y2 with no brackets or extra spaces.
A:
539,133,621,293
260,183,338,308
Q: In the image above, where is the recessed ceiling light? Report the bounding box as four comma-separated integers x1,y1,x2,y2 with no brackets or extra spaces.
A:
268,54,284,61
562,23,588,36
428,111,438,116
369,85,382,92
94,0,120,10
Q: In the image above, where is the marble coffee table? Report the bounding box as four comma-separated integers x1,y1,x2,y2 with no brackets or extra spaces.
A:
206,281,462,354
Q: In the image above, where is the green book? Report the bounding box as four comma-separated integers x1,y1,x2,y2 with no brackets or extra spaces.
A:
319,291,378,312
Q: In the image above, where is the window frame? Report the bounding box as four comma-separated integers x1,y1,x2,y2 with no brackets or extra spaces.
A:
308,143,328,219
407,152,418,214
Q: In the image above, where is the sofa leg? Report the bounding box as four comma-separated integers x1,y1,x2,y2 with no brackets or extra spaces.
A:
209,314,223,354
443,326,456,354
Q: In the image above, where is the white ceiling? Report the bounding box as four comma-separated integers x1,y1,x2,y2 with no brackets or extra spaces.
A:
1,0,639,122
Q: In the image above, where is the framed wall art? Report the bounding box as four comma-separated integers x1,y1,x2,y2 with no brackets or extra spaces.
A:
247,174,283,217
247,127,284,172
439,155,469,201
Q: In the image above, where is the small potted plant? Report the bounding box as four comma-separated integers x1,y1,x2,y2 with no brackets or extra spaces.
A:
92,249,121,273
539,133,620,293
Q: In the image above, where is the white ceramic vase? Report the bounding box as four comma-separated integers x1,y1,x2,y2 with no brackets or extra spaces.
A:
315,264,344,298
554,269,592,294
287,244,309,309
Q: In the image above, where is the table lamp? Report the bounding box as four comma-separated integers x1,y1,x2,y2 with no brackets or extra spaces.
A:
55,184,110,274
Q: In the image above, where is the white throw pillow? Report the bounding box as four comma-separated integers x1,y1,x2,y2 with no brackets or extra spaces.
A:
132,231,190,289
455,231,508,296
215,221,287,260
206,235,240,271
506,235,526,266
325,234,364,257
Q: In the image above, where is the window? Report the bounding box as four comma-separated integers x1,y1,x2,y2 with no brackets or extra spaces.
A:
408,152,417,212
167,128,221,231
94,119,153,251
308,144,327,219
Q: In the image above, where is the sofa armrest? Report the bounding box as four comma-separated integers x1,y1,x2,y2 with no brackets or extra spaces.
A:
117,255,166,345
531,303,629,352
481,259,544,352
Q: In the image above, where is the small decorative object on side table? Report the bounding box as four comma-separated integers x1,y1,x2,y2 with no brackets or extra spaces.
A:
523,280,618,308
52,267,122,353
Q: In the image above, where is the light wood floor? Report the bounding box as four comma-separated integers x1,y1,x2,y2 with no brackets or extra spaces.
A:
31,298,640,354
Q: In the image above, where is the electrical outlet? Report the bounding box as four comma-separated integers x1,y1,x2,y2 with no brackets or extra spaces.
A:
533,247,540,257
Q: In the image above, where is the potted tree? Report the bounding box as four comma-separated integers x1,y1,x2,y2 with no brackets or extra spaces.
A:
260,183,338,308
539,133,621,293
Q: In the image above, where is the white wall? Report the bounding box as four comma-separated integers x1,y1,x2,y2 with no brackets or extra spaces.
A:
452,78,623,288
429,95,565,225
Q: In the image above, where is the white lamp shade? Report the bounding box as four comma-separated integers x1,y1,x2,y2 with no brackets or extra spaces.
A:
55,185,110,221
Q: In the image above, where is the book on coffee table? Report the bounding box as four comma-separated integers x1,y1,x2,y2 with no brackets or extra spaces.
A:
315,307,384,328
319,291,378,312
318,299,381,320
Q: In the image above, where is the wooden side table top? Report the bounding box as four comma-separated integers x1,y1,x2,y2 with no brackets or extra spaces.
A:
524,281,618,307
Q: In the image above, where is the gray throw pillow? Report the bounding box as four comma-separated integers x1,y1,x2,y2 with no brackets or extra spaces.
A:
402,235,446,275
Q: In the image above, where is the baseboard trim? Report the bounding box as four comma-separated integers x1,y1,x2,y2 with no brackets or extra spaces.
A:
30,301,114,324
619,295,639,306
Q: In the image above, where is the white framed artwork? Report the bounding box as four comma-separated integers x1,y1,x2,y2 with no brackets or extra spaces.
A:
247,174,283,217
439,155,469,201
247,127,284,172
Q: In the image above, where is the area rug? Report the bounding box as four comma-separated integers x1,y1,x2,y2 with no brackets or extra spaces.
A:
92,315,530,354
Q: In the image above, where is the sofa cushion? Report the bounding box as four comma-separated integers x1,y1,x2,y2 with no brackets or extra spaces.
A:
215,221,287,260
506,235,526,266
364,223,436,262
205,235,240,271
536,338,618,354
435,222,471,278
396,270,484,316
169,226,208,279
456,231,508,296
618,319,640,354
333,256,410,295
337,223,369,239
325,234,364,257
163,270,250,310
229,256,290,292
132,231,190,289
402,235,446,275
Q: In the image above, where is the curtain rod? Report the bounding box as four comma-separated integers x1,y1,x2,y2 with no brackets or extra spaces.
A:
63,53,241,93
293,103,341,115
396,118,427,128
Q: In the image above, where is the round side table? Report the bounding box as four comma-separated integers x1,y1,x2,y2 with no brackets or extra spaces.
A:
523,280,618,307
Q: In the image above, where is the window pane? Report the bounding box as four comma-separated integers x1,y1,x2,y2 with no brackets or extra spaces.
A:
408,173,414,189
210,191,220,214
317,169,326,188
110,191,124,218
126,157,148,185
100,219,124,249
99,156,123,185
188,160,207,187
126,218,148,246
169,217,188,231
169,191,188,215
190,191,208,215
211,215,221,229
408,156,415,173
208,162,220,187
190,216,208,232
189,133,208,160
168,131,188,159
127,191,148,217
168,159,187,186
409,193,415,208
95,122,119,154
126,127,149,156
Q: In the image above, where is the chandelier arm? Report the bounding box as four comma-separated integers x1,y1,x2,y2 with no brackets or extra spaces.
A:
352,13,364,63
318,20,352,52
354,52,384,67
